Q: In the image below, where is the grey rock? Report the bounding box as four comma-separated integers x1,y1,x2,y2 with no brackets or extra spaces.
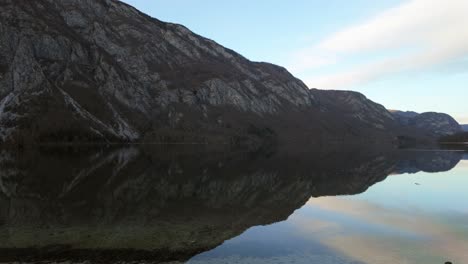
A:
0,0,318,144
0,0,453,145
389,110,419,125
391,111,462,137
312,89,395,130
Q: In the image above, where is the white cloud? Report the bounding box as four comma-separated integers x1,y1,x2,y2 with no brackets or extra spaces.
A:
288,53,337,73
288,0,468,89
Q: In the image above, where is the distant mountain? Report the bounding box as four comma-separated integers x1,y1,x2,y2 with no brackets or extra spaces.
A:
462,124,468,131
388,110,419,125
0,0,459,147
390,110,462,137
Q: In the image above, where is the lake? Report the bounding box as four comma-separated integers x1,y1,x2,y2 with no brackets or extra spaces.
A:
0,146,466,264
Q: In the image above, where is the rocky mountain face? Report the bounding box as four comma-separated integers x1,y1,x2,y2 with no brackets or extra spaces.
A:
0,0,459,146
312,89,396,130
0,0,315,145
0,146,461,263
389,111,419,125
390,110,462,137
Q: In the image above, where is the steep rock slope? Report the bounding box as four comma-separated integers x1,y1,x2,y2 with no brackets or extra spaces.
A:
312,89,396,130
0,0,457,146
389,110,419,126
0,0,316,143
0,0,398,146
391,110,462,137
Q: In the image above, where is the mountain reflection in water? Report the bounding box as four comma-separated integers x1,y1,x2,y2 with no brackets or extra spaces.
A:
0,146,465,263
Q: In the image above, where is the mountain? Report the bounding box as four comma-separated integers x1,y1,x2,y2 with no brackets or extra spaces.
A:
462,124,468,131
390,110,462,137
389,110,419,125
0,0,459,147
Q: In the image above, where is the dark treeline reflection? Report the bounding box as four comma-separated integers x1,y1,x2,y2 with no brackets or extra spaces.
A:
0,146,463,263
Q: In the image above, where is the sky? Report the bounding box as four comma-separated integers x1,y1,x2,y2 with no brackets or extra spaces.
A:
121,0,468,124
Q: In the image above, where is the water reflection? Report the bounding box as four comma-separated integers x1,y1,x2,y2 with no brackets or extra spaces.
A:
191,153,468,264
0,146,465,263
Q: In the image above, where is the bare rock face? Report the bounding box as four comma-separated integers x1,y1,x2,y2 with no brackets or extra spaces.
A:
389,110,419,126
312,89,396,130
391,111,462,137
410,112,462,136
0,0,321,145
0,0,454,145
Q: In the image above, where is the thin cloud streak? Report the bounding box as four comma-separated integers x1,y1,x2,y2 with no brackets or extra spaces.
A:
288,0,468,89
304,197,468,264
317,0,466,53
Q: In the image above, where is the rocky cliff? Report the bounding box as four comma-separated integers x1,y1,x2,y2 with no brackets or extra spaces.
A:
390,110,462,137
0,0,459,146
389,110,419,126
312,89,396,130
0,0,315,145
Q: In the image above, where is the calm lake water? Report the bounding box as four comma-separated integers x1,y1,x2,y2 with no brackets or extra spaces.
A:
0,146,466,264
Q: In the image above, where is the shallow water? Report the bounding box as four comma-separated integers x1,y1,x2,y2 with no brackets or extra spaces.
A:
0,146,466,263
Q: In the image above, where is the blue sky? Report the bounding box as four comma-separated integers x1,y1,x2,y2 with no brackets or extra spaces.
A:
122,0,468,123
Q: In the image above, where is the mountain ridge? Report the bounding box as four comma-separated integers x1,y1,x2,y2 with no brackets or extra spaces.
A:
0,0,460,147
390,110,462,137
